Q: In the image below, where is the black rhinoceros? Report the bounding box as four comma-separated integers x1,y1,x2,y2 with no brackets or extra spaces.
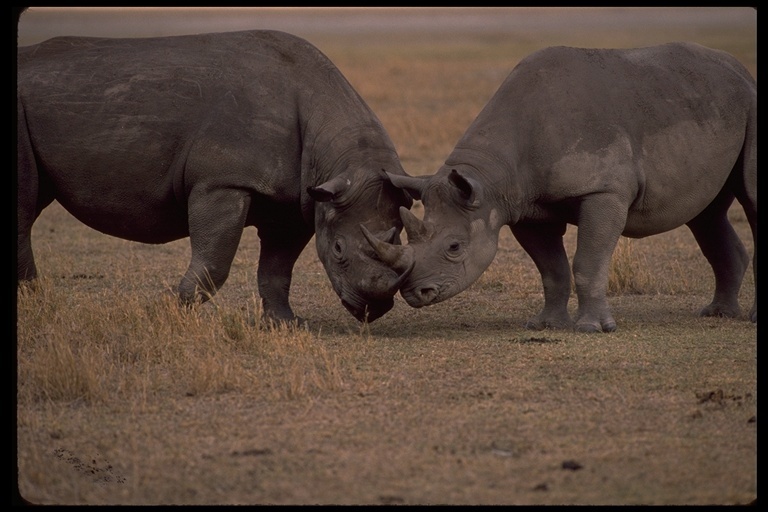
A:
370,42,757,332
17,29,416,324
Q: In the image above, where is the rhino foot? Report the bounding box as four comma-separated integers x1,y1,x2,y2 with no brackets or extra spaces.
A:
574,314,617,333
259,294,307,328
574,323,616,333
17,278,40,294
698,302,741,319
525,312,573,331
261,311,307,330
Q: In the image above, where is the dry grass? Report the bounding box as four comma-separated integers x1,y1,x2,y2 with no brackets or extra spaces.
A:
16,8,756,506
17,281,348,405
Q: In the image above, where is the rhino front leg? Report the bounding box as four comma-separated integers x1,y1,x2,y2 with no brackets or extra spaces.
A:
179,189,251,304
686,191,749,319
256,223,313,326
511,222,573,330
572,195,627,333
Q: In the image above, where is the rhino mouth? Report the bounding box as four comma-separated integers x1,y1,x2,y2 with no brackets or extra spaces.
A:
340,261,413,322
342,297,395,323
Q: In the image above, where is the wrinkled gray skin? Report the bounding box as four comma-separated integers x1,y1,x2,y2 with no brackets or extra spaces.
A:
17,30,415,324
374,42,757,332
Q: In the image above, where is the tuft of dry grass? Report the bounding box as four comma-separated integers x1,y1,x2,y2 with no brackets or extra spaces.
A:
17,282,347,406
608,238,653,295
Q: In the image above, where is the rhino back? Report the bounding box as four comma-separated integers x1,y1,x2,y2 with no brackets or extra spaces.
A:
449,42,755,233
17,30,368,241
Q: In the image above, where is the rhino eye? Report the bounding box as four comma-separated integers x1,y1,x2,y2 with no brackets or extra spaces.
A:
444,238,465,262
332,237,346,260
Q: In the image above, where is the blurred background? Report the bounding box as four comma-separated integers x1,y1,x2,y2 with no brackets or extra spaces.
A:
16,7,755,47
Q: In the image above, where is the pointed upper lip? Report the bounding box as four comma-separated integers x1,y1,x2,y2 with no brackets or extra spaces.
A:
342,298,394,323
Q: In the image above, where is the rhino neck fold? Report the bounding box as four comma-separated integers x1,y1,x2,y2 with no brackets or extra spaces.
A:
299,112,402,226
302,90,394,169
444,146,522,227
317,128,399,181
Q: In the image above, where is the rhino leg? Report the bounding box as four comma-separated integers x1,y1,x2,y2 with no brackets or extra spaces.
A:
179,189,251,305
734,109,757,323
734,119,757,323
17,103,54,283
686,190,749,320
740,199,757,323
17,101,38,282
511,222,573,330
17,150,39,282
256,223,313,327
572,195,627,333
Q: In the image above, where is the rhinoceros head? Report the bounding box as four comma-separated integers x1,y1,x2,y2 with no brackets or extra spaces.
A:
307,168,415,322
371,169,503,308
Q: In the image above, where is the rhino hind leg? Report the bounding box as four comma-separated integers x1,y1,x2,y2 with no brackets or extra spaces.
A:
687,190,750,320
17,210,38,283
743,199,757,323
511,222,574,330
17,189,38,282
17,103,37,282
742,108,757,323
17,104,55,283
734,119,757,323
742,198,757,323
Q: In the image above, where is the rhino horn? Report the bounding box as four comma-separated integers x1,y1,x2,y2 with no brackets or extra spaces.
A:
399,206,432,243
386,172,429,201
379,226,398,244
360,224,415,276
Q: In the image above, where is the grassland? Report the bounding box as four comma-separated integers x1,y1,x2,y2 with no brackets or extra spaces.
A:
16,8,756,505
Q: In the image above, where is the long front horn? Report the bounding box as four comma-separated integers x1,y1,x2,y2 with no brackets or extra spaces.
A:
399,206,432,243
360,224,415,275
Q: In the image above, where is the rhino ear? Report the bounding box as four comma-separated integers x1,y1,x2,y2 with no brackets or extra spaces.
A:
307,176,351,203
448,169,482,208
385,172,428,201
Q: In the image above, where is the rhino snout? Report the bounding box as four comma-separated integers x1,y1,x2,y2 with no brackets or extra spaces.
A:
401,284,439,308
414,286,438,305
